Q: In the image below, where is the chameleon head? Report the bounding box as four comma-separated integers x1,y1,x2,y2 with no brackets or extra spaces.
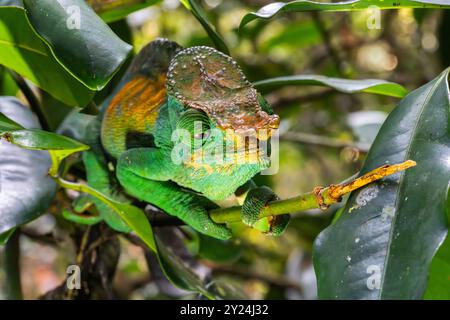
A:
166,46,279,169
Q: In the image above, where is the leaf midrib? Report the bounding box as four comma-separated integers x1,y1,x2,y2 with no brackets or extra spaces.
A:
0,38,48,57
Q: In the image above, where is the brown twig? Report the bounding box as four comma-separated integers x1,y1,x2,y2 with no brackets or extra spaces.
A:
281,131,370,153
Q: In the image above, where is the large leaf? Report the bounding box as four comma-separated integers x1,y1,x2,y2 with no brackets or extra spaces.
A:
424,230,450,299
0,0,133,106
240,0,450,29
180,0,229,55
87,0,162,23
313,68,450,299
254,75,408,98
23,0,132,91
424,200,450,299
0,97,56,235
0,6,94,106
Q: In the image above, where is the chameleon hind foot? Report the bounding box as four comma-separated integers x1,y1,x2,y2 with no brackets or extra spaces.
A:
242,186,290,236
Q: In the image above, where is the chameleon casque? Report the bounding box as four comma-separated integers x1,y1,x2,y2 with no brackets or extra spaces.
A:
80,38,289,240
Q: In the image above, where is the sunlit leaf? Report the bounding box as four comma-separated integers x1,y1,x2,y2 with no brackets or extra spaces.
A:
254,75,408,98
240,0,450,30
87,0,162,23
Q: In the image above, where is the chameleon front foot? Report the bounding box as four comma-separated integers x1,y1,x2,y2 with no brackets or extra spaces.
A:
242,186,290,236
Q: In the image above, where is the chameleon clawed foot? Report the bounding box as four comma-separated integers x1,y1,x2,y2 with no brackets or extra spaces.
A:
242,186,290,236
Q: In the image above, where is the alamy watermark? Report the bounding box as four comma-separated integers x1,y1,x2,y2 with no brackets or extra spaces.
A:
366,5,381,30
66,265,81,290
66,5,81,30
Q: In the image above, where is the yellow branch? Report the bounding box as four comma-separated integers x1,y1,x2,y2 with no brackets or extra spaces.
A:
209,160,417,224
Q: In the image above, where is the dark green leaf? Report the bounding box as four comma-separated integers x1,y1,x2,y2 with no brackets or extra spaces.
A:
181,0,229,55
240,0,450,30
0,228,15,245
23,0,132,91
0,6,95,106
424,228,450,299
0,97,56,234
313,68,450,299
87,0,162,23
424,194,450,299
254,75,408,98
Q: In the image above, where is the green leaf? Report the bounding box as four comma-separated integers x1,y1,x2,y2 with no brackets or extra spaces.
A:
87,0,162,23
0,97,56,234
23,0,132,91
155,236,214,299
0,107,90,175
0,67,19,97
240,0,450,30
0,6,95,106
180,0,229,55
254,75,408,98
0,228,15,245
424,231,450,299
424,193,450,299
313,68,450,299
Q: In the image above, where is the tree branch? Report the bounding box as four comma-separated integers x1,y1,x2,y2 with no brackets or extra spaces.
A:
209,160,416,224
281,131,370,153
8,70,50,131
4,230,23,300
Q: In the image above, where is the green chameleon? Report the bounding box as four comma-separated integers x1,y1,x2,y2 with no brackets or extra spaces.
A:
75,39,289,240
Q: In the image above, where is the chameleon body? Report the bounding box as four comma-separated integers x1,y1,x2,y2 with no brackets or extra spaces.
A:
81,39,289,239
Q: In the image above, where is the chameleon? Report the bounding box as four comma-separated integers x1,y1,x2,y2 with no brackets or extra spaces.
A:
76,38,289,240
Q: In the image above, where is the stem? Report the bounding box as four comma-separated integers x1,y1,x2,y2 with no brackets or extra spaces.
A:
210,160,416,224
8,70,50,131
282,131,370,153
4,230,23,300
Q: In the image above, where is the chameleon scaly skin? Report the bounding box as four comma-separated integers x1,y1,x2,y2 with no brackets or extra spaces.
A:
82,39,289,239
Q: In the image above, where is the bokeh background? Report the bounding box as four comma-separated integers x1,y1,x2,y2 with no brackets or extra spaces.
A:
0,0,449,299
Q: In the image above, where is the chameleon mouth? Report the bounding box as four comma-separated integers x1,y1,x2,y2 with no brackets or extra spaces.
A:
166,46,280,133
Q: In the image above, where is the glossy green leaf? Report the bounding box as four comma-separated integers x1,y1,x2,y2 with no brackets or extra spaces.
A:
424,196,450,300
254,75,408,98
0,67,19,97
23,0,132,91
0,106,90,176
0,97,56,234
0,6,95,106
313,68,450,299
180,0,229,55
424,231,450,299
0,228,15,245
155,236,214,299
87,0,162,23
240,0,450,29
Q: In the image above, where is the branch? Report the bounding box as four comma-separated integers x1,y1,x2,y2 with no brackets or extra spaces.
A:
4,230,23,299
8,70,50,131
207,263,303,292
209,160,416,224
281,131,370,153
267,88,335,109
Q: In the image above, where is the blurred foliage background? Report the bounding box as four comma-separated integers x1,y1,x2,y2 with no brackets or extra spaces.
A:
0,0,448,300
